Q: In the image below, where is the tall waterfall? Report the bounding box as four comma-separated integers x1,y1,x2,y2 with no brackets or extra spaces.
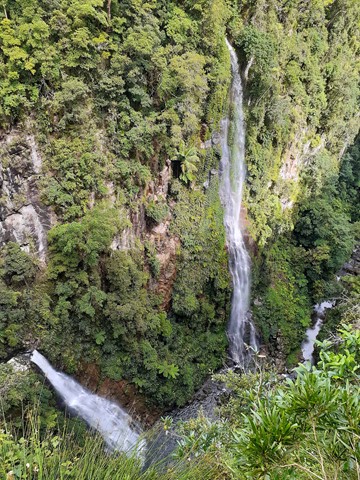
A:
219,40,258,365
31,350,144,456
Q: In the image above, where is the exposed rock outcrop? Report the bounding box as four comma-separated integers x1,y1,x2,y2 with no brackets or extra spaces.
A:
0,131,52,262
145,162,180,309
149,225,180,310
278,130,325,211
338,245,360,277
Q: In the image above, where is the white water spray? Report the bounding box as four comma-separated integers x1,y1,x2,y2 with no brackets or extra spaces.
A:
219,40,258,364
31,350,144,456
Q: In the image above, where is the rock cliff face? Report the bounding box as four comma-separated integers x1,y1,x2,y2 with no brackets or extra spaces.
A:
148,225,180,310
0,127,188,364
145,162,180,310
277,130,326,212
109,160,181,311
0,131,52,263
0,128,181,315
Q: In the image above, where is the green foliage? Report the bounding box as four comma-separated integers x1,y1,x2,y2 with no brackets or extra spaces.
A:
252,134,359,364
159,51,209,142
42,135,108,220
0,244,52,359
0,242,37,285
0,408,223,480
113,159,151,199
31,205,127,369
144,241,161,278
0,0,232,409
178,323,360,479
338,136,360,222
225,326,360,479
232,0,359,367
295,196,354,272
157,361,179,379
175,413,225,461
100,224,228,406
252,240,311,361
170,180,230,324
0,363,59,428
228,0,360,247
48,203,122,273
172,142,200,184
145,199,169,224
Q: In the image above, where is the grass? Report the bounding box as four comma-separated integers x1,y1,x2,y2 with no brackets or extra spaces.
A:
0,408,226,480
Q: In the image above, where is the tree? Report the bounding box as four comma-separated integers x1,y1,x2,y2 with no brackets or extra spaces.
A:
173,141,199,184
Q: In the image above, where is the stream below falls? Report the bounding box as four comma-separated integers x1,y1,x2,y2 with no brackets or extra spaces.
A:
301,300,335,364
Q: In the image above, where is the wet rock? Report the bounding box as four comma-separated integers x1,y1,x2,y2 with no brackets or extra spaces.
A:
111,226,136,251
145,368,231,467
211,131,221,146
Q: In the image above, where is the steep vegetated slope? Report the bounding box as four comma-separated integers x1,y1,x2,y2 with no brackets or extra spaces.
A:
227,0,360,364
0,0,359,410
0,0,232,408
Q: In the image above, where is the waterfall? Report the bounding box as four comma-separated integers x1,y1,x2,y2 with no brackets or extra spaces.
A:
31,350,144,456
301,301,335,364
219,40,258,365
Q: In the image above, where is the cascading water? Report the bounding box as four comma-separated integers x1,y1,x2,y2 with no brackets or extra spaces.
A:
219,40,258,365
31,350,144,457
301,301,335,364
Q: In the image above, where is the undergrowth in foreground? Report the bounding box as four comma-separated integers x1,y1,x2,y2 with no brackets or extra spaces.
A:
0,413,226,480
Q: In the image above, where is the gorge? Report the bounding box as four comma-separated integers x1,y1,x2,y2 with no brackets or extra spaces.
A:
0,0,359,478
24,40,258,458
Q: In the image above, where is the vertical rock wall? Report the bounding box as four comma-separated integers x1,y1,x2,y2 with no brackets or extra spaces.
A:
0,131,52,263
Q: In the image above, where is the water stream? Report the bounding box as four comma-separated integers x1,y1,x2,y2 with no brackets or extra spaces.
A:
31,350,144,456
219,40,258,365
301,301,335,363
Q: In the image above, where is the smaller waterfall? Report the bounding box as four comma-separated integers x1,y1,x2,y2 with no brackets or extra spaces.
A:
301,301,335,364
220,40,258,365
31,350,144,456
